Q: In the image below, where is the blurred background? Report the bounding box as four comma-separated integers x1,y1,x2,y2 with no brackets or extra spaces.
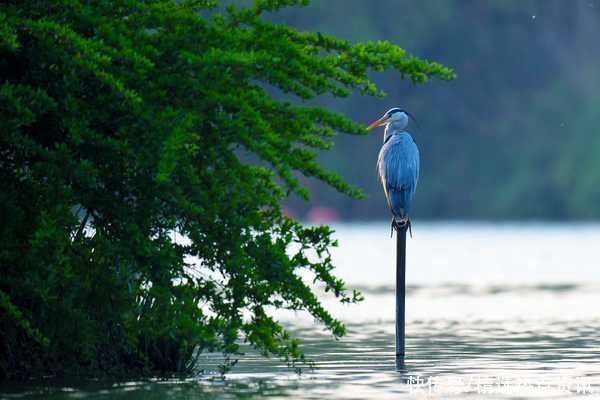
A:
273,0,600,222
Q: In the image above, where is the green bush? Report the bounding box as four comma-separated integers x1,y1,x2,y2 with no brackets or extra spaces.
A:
0,0,452,379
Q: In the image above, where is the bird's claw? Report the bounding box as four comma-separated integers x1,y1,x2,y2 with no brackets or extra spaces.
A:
391,218,412,238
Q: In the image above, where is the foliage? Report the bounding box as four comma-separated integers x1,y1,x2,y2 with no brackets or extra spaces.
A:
0,0,453,379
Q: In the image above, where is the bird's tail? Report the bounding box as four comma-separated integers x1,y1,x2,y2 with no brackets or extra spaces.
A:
388,189,412,221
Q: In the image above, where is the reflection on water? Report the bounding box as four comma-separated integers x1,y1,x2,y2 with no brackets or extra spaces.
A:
2,223,600,399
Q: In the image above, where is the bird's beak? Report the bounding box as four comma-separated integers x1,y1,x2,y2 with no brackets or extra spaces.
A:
367,116,389,131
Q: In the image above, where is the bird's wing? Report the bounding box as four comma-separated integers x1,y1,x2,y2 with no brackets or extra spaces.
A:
381,135,419,190
377,134,419,215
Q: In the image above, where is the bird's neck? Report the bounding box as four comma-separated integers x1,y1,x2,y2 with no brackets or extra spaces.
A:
384,124,405,142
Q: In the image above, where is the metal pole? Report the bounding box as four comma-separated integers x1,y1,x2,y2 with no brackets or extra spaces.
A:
395,225,407,370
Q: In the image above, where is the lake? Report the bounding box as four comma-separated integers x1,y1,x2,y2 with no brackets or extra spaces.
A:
2,223,600,399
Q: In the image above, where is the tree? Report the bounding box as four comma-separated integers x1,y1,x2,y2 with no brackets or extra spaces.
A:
0,0,453,379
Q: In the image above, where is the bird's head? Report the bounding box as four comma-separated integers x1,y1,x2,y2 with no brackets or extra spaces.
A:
367,107,417,131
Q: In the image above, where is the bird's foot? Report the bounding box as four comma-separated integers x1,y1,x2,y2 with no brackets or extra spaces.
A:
391,218,412,238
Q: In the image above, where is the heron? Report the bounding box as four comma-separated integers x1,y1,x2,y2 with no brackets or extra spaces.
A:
368,107,420,235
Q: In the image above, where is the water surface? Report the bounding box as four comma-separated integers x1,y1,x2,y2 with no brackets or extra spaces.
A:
3,223,600,399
